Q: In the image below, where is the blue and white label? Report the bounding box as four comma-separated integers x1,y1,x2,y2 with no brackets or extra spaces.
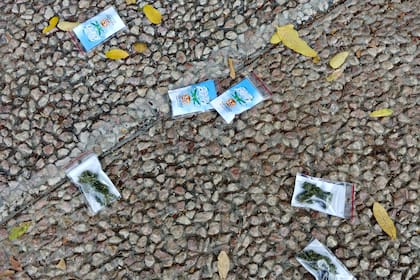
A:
211,77,265,123
72,7,126,52
169,80,217,117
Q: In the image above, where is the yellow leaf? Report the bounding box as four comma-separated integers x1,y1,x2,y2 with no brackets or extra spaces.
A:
270,31,282,44
329,51,349,69
56,259,66,270
228,58,236,79
217,251,230,280
276,24,318,58
42,16,59,34
105,49,129,60
57,21,80,32
143,4,162,24
133,42,147,53
326,69,344,82
8,221,31,241
369,108,393,118
126,0,136,4
312,56,321,64
373,202,397,240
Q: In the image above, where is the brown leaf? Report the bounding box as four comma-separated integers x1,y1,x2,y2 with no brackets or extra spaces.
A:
0,270,15,277
217,251,230,280
373,202,397,240
356,49,362,58
56,259,66,270
228,58,236,79
9,256,22,272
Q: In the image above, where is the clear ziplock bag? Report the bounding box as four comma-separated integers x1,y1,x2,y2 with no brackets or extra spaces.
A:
69,6,127,53
168,79,218,118
296,239,356,280
65,152,121,214
291,173,355,219
210,72,272,124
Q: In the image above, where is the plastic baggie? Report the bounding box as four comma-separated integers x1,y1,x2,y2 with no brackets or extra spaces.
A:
168,79,218,118
210,72,272,123
296,239,356,280
291,173,355,219
65,152,121,214
69,6,127,53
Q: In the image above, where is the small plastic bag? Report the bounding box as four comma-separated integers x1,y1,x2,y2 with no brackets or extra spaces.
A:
296,239,356,280
168,79,218,118
210,72,272,123
291,173,355,218
65,152,121,214
69,6,127,53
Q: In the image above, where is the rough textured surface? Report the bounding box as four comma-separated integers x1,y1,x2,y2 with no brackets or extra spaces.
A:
0,0,419,279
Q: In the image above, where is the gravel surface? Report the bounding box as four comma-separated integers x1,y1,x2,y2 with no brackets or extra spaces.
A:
0,0,419,279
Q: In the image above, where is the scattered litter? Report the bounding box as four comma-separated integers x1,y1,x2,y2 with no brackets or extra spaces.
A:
369,108,393,118
373,202,397,240
143,4,162,24
69,6,127,53
297,239,356,280
291,173,355,219
42,16,59,34
329,51,349,69
211,73,272,124
65,152,121,214
168,80,217,118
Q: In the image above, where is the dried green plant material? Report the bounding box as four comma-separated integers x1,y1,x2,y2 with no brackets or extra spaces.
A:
329,51,349,69
326,69,344,82
228,58,236,79
143,4,162,24
217,251,230,280
133,42,147,53
274,24,319,59
126,0,136,4
42,16,59,33
369,108,393,117
56,259,66,270
8,221,31,241
373,202,397,240
57,21,80,31
9,256,22,272
105,49,129,60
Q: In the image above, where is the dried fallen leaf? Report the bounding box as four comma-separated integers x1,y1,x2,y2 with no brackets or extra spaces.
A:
8,221,31,241
326,69,344,82
133,42,147,53
42,16,59,34
356,49,362,58
369,108,393,118
275,24,319,59
228,58,236,79
373,202,397,240
56,259,66,270
126,0,136,4
9,256,22,272
270,30,282,44
105,49,129,60
57,21,80,32
329,51,349,69
143,4,162,24
217,251,230,280
0,270,15,277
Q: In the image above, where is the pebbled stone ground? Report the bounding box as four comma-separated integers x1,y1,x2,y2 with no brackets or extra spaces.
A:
0,0,419,279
